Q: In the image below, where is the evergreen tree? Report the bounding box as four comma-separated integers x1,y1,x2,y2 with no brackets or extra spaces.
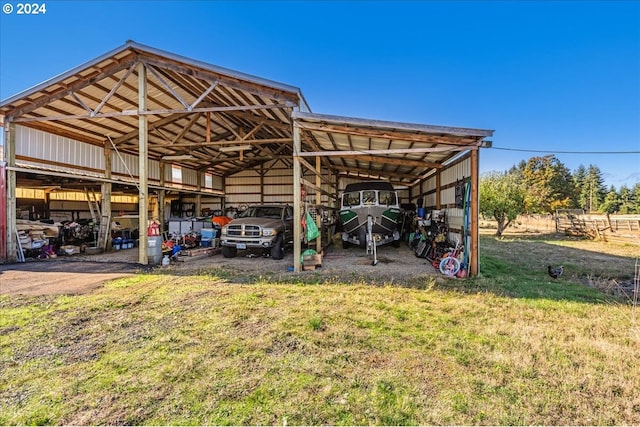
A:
618,185,632,214
584,165,607,212
573,164,588,210
631,183,640,214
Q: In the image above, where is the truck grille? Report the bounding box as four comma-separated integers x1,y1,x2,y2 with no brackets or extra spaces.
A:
227,224,261,237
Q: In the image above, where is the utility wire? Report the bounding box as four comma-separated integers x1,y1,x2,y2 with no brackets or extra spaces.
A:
490,146,640,155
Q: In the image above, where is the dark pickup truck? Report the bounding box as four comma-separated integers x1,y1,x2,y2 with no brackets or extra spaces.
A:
220,204,294,260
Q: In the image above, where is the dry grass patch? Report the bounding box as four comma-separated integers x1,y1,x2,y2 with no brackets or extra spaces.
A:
1,234,639,425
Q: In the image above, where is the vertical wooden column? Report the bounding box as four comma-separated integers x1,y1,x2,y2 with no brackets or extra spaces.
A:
221,176,226,213
435,170,441,209
196,171,202,217
470,148,480,276
292,119,302,272
137,62,149,264
101,145,112,225
4,122,17,262
43,191,51,219
159,162,166,233
260,164,265,204
315,155,322,253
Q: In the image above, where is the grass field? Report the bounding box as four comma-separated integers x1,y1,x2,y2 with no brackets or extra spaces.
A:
1,234,639,425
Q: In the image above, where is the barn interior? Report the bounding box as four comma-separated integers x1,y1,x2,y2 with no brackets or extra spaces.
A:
0,41,493,274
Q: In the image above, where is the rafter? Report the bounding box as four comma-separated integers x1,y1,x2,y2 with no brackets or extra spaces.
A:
6,56,138,119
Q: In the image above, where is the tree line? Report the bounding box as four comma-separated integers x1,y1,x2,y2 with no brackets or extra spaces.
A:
480,155,640,236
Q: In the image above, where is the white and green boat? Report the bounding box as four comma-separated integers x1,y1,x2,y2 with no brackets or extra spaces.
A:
339,181,402,254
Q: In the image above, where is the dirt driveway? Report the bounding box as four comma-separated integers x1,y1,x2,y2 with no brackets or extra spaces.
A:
0,240,440,297
0,260,142,296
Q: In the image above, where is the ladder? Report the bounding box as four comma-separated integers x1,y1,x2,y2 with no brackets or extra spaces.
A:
85,188,110,249
85,188,101,223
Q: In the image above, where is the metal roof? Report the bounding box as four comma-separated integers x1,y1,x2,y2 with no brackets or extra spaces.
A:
0,41,309,177
293,112,493,187
1,42,493,185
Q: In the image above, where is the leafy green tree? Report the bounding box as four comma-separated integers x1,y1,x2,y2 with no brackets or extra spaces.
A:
480,171,526,237
522,155,575,213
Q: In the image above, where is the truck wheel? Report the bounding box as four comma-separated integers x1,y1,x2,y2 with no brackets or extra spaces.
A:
222,246,237,258
270,235,284,260
342,239,350,249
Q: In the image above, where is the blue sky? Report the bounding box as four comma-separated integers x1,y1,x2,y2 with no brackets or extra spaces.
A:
1,1,638,188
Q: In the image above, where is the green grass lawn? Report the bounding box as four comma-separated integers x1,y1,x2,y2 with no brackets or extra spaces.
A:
1,235,639,425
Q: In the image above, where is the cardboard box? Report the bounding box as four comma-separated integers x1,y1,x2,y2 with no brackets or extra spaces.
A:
303,253,322,270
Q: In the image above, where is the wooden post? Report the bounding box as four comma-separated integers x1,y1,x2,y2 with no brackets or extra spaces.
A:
470,148,479,276
196,171,202,217
138,62,149,264
102,145,112,226
315,155,322,254
435,170,441,209
159,162,166,233
5,122,17,262
293,118,302,272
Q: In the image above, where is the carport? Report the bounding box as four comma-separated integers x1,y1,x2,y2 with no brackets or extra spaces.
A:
1,41,493,274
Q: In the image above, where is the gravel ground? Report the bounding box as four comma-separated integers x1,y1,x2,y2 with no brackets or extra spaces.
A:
1,235,442,295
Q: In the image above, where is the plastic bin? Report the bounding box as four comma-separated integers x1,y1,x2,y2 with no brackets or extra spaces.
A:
201,229,216,240
148,236,163,264
113,237,122,251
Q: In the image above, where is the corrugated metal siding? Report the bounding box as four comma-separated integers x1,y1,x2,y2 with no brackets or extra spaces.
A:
441,158,470,187
111,152,139,176
440,156,471,232
181,168,198,187
16,125,105,172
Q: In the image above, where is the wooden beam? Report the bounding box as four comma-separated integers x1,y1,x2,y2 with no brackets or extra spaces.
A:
5,122,17,262
167,137,291,148
296,146,468,157
171,112,200,144
470,148,479,276
5,56,138,119
298,156,333,186
293,119,302,273
138,62,149,265
297,122,482,146
331,165,421,181
139,56,299,104
349,154,442,169
12,103,292,124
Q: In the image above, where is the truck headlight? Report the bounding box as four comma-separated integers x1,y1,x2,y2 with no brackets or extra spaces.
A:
262,228,276,237
221,227,228,236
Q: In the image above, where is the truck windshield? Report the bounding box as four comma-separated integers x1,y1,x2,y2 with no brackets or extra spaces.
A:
240,207,283,218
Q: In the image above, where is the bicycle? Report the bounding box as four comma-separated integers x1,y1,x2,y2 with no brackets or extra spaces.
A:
439,238,462,276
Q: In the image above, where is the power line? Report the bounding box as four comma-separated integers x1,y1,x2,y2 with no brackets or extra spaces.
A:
490,146,640,155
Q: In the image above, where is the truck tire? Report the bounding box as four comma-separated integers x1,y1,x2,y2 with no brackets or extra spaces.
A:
222,245,237,258
270,235,284,260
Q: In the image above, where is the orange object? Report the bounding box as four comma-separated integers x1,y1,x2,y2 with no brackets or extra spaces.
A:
212,216,231,227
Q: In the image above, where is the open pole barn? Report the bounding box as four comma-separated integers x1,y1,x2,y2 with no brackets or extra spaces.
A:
0,41,493,274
